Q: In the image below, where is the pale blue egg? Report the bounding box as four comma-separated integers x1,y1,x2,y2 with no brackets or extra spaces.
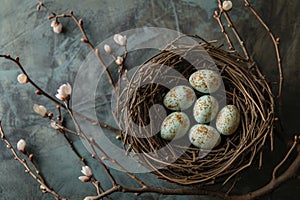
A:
216,105,240,135
163,85,196,111
189,70,221,93
193,95,219,123
189,124,221,149
160,112,190,140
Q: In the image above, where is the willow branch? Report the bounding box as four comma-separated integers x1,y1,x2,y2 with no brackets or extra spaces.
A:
91,139,147,188
0,122,65,200
58,129,87,165
0,54,121,134
63,101,118,187
38,1,116,91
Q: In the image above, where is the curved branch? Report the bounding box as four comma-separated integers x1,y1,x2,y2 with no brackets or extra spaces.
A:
0,55,121,134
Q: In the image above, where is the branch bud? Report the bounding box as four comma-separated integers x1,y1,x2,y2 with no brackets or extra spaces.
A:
81,38,88,43
35,90,42,95
33,104,48,117
17,74,28,84
17,139,27,154
115,56,124,66
104,44,112,54
222,1,233,11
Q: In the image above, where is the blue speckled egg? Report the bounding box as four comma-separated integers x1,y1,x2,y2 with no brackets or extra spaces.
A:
189,124,221,149
163,85,196,111
160,112,190,140
189,70,222,93
193,95,219,123
216,105,240,135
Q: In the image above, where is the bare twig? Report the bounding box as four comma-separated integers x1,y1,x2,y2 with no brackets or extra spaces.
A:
63,101,118,187
243,0,283,98
56,137,300,200
272,136,298,179
213,9,235,50
217,0,250,61
228,137,300,200
0,54,121,134
58,129,87,165
0,122,65,200
38,1,116,90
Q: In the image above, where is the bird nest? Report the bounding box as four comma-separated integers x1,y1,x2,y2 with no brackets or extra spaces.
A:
114,35,275,185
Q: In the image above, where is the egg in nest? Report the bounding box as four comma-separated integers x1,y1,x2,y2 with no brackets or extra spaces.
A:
163,85,196,111
193,95,219,123
189,124,221,149
160,112,190,140
216,105,240,135
189,69,221,93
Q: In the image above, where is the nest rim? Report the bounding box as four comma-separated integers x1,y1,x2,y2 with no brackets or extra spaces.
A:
115,35,275,185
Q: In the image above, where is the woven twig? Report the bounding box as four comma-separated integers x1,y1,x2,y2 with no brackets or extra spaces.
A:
115,35,274,185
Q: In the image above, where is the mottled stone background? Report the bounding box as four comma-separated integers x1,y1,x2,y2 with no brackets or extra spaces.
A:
0,0,299,199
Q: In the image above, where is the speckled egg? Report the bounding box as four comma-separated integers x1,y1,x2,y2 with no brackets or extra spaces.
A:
189,70,222,93
193,95,219,123
189,124,221,149
160,112,190,140
163,85,196,111
216,105,240,135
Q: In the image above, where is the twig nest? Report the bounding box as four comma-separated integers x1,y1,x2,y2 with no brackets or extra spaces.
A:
116,35,275,185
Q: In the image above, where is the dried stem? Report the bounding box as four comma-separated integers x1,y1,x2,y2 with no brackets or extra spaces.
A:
53,122,82,137
58,129,87,165
228,137,300,200
0,122,65,200
64,99,148,188
63,101,118,187
49,136,300,200
213,9,235,50
243,0,283,98
53,118,106,195
91,140,147,188
28,153,41,176
272,136,298,179
38,1,116,91
217,0,250,61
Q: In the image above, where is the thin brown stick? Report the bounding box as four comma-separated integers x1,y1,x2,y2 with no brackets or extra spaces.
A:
52,118,106,195
213,9,235,50
91,139,147,188
272,137,298,179
49,138,300,200
243,0,283,98
58,129,87,165
0,122,65,200
228,140,300,200
28,154,41,176
217,0,250,61
63,101,118,187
